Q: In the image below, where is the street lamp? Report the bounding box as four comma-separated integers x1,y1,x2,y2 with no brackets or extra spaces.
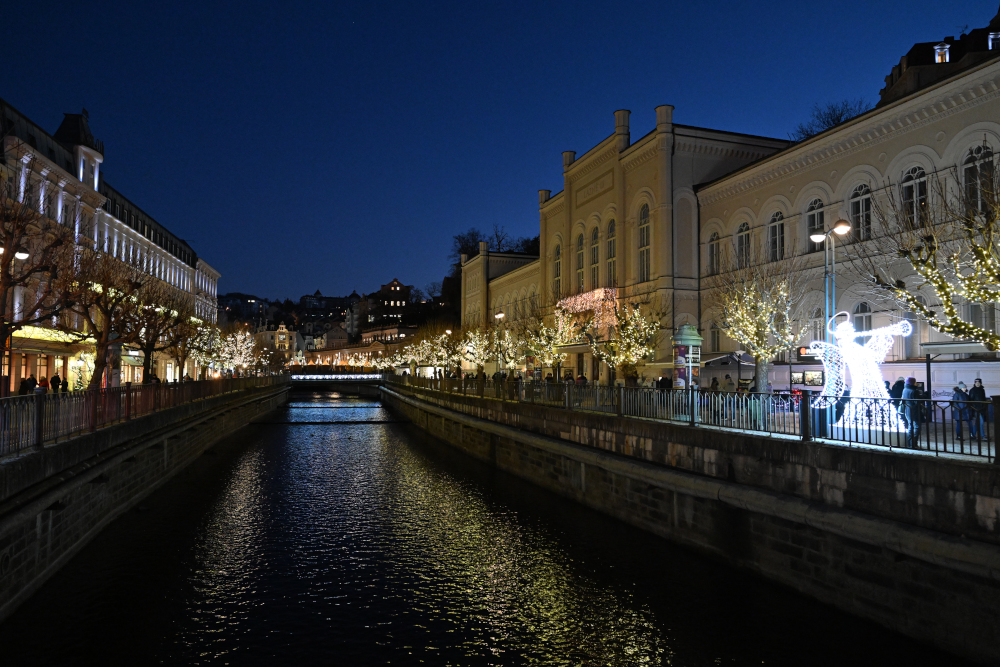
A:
809,219,852,344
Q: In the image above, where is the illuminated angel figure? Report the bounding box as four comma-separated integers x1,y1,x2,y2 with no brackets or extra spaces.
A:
808,314,912,430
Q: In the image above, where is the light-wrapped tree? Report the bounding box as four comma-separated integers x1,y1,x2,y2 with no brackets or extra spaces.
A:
707,242,805,386
851,147,1000,349
584,300,661,386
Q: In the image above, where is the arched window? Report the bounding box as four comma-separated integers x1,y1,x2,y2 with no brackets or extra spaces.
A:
708,232,721,275
853,302,872,344
901,166,927,225
736,222,750,267
850,184,872,241
811,307,824,342
768,212,784,261
606,220,616,287
807,200,825,253
590,227,599,289
576,233,585,293
964,144,994,215
638,203,651,282
553,244,561,298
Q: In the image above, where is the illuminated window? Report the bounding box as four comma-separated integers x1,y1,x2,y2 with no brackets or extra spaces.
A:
807,200,825,252
708,232,720,275
768,212,784,261
638,204,651,282
606,220,616,287
590,227,599,288
553,244,561,298
576,233,584,293
964,143,994,215
901,166,928,225
736,222,750,268
934,43,950,63
850,184,872,241
991,32,1000,50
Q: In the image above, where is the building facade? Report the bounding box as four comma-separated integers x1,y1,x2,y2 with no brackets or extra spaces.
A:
461,6,1000,391
0,98,220,387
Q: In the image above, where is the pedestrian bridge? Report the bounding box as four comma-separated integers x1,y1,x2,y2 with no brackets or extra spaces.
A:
289,374,384,395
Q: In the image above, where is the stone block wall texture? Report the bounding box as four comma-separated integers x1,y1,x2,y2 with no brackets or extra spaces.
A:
0,386,288,623
382,385,1000,665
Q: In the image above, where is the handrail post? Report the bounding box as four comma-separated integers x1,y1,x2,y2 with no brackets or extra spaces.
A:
565,383,572,410
125,382,132,421
689,388,696,427
992,395,1000,464
801,390,813,441
33,391,44,450
616,386,623,417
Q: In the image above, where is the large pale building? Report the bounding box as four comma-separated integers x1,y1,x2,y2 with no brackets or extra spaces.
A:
0,98,220,386
462,5,1000,392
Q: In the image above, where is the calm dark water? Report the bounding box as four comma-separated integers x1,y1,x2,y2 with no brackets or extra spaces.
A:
0,392,965,666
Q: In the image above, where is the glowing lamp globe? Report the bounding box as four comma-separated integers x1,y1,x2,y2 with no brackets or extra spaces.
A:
832,219,852,235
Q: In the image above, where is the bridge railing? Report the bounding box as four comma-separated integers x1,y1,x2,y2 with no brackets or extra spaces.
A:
0,374,290,459
385,375,998,463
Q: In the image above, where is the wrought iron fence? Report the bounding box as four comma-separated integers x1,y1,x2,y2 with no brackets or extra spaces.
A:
386,375,997,463
0,375,290,459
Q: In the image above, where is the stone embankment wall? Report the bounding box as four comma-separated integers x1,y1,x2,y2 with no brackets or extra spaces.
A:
382,385,1000,665
0,385,288,623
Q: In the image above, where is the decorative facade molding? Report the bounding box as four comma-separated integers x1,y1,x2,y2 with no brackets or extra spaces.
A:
699,64,1000,205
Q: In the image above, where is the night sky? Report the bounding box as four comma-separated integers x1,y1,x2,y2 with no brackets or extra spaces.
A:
7,1,998,300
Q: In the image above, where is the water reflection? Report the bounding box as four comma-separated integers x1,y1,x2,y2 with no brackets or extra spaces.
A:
0,392,966,666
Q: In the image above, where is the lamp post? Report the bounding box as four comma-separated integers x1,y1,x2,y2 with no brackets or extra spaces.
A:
494,312,505,375
810,219,851,432
0,245,29,397
809,219,852,344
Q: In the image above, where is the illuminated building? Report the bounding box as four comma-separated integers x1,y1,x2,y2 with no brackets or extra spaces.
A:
0,97,220,387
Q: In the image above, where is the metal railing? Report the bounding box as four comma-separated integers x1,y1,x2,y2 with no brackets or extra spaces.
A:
386,375,997,463
0,375,289,459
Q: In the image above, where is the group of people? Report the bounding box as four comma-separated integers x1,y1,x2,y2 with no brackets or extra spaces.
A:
17,372,69,395
888,376,989,448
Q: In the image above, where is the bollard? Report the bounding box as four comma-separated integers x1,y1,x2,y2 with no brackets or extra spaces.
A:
801,390,813,442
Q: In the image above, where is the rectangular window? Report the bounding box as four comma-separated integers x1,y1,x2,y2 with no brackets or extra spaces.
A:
808,209,825,253
850,196,871,241
768,224,784,261
710,328,720,352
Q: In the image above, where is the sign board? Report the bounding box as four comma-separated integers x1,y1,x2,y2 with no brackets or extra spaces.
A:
796,346,819,362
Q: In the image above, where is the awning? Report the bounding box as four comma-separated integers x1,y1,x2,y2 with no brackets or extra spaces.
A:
920,340,993,354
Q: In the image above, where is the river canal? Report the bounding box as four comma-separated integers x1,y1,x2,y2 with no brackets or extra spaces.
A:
0,393,966,666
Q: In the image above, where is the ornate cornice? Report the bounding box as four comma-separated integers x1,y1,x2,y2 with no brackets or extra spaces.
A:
568,144,618,182
623,143,658,172
699,62,1000,205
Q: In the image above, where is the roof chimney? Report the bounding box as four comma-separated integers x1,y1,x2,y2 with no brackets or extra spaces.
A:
614,109,630,151
656,105,674,132
539,189,551,205
562,151,576,171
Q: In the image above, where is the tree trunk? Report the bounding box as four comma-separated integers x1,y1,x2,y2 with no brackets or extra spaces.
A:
754,357,771,393
141,341,156,383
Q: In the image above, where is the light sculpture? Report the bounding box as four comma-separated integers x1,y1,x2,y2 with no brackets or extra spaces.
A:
808,313,912,430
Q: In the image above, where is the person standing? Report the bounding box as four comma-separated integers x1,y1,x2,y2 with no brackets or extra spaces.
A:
26,374,36,392
51,372,61,394
36,376,49,394
902,377,921,448
952,383,971,440
969,378,987,438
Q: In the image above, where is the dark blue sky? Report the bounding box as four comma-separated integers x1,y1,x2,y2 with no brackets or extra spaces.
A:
8,1,998,300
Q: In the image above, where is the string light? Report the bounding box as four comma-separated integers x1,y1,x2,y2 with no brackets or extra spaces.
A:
557,288,618,329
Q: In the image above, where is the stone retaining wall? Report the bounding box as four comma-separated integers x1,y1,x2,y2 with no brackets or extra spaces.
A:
382,385,1000,665
0,385,288,623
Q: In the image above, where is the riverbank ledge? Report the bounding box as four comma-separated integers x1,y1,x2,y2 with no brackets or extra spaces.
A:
0,384,289,623
381,383,1000,665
